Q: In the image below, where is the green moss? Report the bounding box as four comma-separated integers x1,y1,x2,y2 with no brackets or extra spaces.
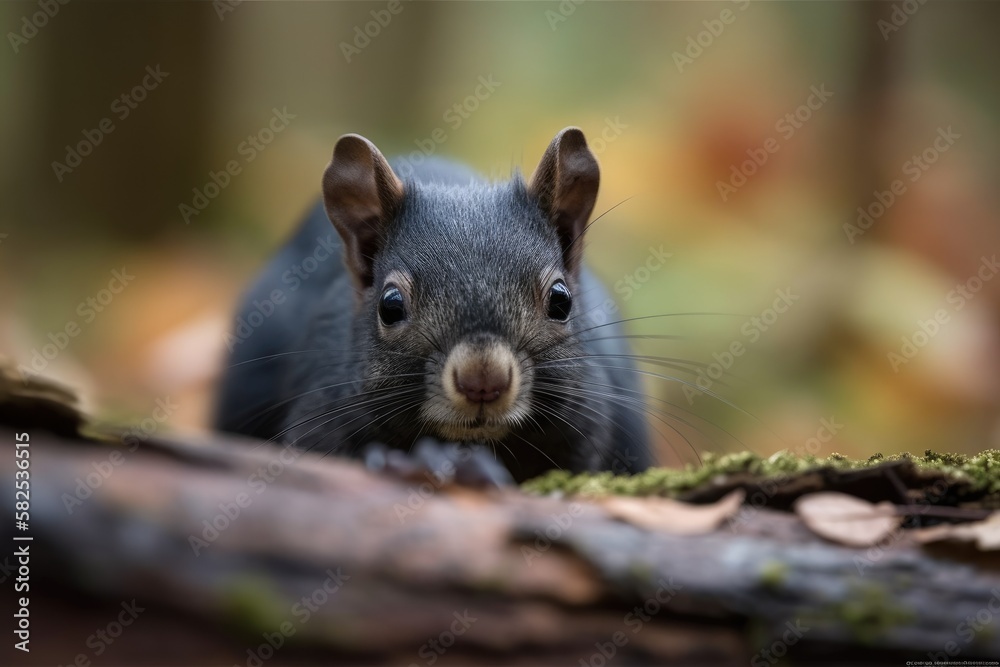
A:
521,449,1000,499
220,577,289,637
627,560,655,585
758,561,788,590
833,585,915,644
975,626,996,644
916,449,1000,495
792,584,915,647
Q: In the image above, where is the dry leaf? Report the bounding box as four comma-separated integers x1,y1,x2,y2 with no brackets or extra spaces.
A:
599,489,745,535
911,512,1000,551
793,492,901,547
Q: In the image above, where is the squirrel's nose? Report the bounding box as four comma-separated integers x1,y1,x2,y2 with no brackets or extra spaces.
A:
454,366,511,404
443,336,520,415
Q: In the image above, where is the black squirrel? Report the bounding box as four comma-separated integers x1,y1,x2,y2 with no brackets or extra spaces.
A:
214,127,653,482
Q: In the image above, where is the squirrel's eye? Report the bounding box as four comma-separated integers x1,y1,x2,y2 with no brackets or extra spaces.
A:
378,285,407,326
547,280,572,321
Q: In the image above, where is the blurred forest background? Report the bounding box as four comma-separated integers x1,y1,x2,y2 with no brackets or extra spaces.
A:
1,1,998,467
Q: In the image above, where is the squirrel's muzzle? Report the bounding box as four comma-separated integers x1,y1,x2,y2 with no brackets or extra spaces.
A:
436,336,524,438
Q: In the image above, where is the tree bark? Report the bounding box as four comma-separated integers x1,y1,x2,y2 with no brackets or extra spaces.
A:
1,419,997,667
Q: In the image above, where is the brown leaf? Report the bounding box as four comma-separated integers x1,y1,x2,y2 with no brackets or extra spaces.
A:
793,492,901,547
911,512,1000,551
599,489,745,535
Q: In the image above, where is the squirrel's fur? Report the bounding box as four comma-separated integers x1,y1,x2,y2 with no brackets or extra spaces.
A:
215,130,652,482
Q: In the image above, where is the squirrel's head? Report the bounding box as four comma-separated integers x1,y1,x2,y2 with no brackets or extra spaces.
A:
321,128,600,443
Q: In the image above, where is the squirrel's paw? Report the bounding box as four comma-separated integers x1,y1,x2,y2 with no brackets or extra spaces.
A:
362,439,513,489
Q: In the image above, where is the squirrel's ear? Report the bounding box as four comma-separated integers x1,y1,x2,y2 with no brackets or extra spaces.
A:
528,127,600,273
322,134,404,288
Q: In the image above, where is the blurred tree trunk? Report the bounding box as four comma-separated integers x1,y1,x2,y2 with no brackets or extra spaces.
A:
847,1,899,217
29,3,215,239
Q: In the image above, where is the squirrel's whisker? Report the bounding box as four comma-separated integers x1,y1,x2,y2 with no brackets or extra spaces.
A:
273,386,425,449
529,384,653,466
237,371,427,438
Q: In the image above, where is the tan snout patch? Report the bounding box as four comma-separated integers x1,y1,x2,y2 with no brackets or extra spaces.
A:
429,338,524,440
442,339,520,413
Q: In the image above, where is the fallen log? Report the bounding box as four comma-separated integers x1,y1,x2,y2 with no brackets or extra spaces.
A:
0,376,998,666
